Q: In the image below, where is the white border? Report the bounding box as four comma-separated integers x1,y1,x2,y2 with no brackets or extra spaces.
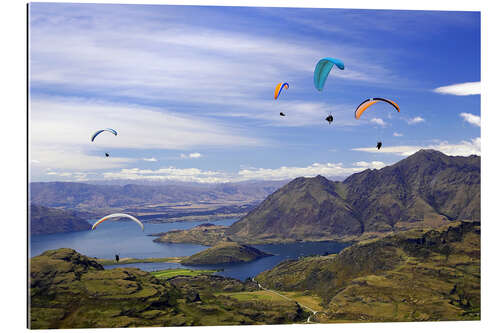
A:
2,0,499,332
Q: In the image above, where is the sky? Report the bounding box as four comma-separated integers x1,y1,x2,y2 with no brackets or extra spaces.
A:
28,3,481,183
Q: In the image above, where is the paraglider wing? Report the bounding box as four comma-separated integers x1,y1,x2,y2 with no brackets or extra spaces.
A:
354,98,400,120
314,57,345,91
274,82,289,100
92,213,144,231
91,128,118,142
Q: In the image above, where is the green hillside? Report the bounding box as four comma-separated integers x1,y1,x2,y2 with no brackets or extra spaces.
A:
256,221,480,322
181,241,271,265
29,248,307,328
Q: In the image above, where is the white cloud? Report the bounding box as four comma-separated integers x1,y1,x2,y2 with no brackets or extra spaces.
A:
407,116,425,124
180,152,202,159
31,159,41,164
103,167,228,183
352,137,480,157
206,99,359,127
30,97,264,152
393,132,403,137
100,160,390,183
237,162,367,181
29,5,403,123
30,147,135,171
353,161,386,169
44,170,91,182
460,112,481,127
143,157,158,162
433,82,480,96
370,118,386,126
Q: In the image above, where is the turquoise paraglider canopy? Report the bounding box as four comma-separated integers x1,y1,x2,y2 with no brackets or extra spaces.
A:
314,57,345,91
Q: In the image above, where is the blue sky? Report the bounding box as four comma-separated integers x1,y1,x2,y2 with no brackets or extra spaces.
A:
29,3,480,183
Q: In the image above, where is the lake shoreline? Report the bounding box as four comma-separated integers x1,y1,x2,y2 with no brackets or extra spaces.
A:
95,256,185,265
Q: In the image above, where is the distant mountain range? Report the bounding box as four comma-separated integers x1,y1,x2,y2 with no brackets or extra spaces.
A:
227,150,480,243
29,180,286,211
30,205,91,235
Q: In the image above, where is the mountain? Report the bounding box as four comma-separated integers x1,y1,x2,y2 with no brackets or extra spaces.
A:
227,175,362,243
227,150,480,242
342,149,480,230
30,205,91,235
181,241,271,265
256,221,480,322
29,181,283,211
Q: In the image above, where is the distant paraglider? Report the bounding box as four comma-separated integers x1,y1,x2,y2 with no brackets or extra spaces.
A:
314,57,345,92
274,82,289,100
92,213,144,231
105,152,110,157
279,112,286,117
354,98,400,120
91,128,118,142
325,115,334,124
376,141,382,150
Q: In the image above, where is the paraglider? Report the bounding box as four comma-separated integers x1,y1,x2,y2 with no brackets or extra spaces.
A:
115,254,120,262
280,112,286,117
91,128,118,142
314,57,345,91
105,152,110,157
325,115,334,124
376,141,382,150
274,82,289,100
92,213,144,231
354,98,400,120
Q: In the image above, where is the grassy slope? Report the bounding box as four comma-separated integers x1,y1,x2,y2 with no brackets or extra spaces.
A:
151,269,216,279
154,225,229,246
180,241,271,265
30,248,307,328
256,221,480,322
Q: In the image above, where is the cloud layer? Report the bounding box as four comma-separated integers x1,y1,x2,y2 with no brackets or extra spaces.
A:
460,113,481,127
91,160,387,183
352,137,480,157
407,116,425,124
433,82,480,96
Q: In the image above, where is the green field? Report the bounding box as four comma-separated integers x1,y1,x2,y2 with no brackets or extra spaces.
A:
215,290,295,304
151,268,216,279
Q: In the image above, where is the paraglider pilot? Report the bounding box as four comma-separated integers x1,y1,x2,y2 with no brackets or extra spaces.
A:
376,141,382,150
325,115,333,124
115,254,120,262
280,112,286,117
105,152,110,157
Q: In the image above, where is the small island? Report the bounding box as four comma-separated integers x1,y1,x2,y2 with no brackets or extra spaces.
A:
181,241,272,266
152,223,229,246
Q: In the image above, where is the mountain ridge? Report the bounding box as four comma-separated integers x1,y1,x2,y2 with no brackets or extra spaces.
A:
227,149,480,243
30,205,92,235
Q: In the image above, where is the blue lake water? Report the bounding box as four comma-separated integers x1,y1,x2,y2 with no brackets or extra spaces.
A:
30,218,350,281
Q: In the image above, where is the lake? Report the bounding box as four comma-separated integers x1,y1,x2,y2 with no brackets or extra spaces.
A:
30,218,350,281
